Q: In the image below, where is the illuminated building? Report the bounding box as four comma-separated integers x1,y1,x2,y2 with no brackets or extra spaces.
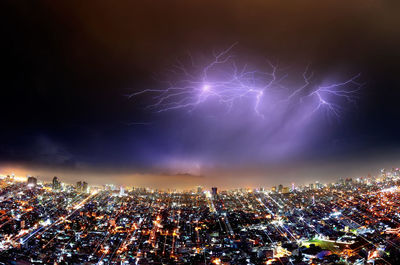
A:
52,176,61,190
82,181,88,193
76,181,82,191
76,181,89,193
119,186,125,196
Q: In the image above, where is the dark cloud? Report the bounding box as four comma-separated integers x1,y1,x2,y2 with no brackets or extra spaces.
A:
0,0,400,186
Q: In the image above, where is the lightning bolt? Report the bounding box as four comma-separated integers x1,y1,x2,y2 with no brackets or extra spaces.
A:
127,44,363,120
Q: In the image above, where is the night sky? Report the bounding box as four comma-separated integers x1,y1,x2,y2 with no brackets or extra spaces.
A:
1,1,400,188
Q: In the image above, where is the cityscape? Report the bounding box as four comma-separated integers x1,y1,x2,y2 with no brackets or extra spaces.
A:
0,169,399,264
2,1,400,264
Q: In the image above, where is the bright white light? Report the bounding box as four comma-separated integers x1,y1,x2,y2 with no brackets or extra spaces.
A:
202,84,210,92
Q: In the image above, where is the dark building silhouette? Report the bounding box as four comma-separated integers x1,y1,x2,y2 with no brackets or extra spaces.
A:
27,176,37,187
211,187,218,197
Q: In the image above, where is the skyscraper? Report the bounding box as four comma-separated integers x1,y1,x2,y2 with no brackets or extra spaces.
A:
76,181,82,191
76,181,88,193
211,187,218,197
82,182,88,193
27,176,37,187
52,176,61,190
119,186,125,196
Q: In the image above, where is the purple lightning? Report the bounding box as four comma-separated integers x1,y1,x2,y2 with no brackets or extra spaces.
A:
127,44,363,119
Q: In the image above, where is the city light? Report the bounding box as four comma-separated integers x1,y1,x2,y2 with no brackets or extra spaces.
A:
0,171,398,263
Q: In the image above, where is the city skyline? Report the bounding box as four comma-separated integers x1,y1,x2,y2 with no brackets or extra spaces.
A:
1,1,400,264
0,166,399,264
0,161,398,191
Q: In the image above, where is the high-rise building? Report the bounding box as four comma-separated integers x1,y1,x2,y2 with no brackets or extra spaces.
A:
315,181,322,189
52,176,61,190
278,184,283,193
76,181,88,193
82,182,88,193
345,178,353,186
338,178,345,185
6,175,12,182
119,186,125,196
76,181,82,191
211,187,218,197
27,176,37,187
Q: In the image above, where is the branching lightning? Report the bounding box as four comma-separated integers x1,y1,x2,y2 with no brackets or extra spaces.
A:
127,44,363,119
